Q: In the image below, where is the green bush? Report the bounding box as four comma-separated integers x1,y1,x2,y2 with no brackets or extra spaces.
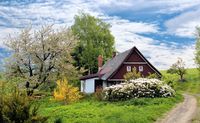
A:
162,74,177,88
123,68,141,81
0,87,48,123
147,73,160,79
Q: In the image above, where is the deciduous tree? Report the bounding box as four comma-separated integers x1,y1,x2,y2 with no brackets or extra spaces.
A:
5,25,80,94
167,58,186,82
71,13,115,74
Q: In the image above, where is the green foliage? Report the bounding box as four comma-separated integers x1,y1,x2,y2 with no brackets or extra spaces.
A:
195,27,200,74
0,81,48,123
147,73,160,79
71,12,115,74
0,74,25,95
167,68,200,94
123,67,141,81
167,58,186,82
162,73,177,88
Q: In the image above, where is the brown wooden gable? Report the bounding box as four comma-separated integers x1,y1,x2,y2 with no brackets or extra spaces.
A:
108,47,161,81
126,51,144,62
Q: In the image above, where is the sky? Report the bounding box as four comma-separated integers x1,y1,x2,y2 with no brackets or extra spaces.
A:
0,0,200,70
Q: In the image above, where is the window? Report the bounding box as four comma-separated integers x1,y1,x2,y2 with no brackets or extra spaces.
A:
127,66,131,72
139,66,143,72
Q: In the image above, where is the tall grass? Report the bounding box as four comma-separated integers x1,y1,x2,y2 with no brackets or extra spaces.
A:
34,93,183,123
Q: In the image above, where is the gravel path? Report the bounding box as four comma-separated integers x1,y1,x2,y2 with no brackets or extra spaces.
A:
157,94,197,123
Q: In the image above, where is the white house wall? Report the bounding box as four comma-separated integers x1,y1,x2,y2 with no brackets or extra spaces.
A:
82,78,97,93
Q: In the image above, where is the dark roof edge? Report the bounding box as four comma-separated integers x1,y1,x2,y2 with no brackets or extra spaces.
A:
80,73,100,80
134,47,162,76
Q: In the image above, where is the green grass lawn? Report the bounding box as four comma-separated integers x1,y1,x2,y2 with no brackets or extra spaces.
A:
35,95,182,123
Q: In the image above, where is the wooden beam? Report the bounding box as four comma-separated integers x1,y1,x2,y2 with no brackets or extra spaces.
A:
123,62,147,64
108,79,124,81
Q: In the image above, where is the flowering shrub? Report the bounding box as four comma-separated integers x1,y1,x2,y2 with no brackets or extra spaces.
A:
53,78,82,104
103,78,175,101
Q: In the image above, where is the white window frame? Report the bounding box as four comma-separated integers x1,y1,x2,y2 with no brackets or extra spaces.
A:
139,66,143,72
127,66,131,72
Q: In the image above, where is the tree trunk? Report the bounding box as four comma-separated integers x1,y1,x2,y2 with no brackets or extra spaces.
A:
180,74,184,82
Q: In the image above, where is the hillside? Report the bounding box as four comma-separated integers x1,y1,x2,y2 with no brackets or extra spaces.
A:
162,68,200,123
161,68,200,94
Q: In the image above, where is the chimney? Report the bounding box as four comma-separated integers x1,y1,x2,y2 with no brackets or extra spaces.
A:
98,55,103,71
112,51,117,58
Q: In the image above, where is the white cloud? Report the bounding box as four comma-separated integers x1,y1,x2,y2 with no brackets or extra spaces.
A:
155,0,200,13
0,0,197,70
0,27,20,46
111,24,195,69
108,17,159,34
165,8,200,38
94,0,200,14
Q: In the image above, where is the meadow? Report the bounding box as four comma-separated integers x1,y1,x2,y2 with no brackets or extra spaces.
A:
35,94,182,123
1,68,200,123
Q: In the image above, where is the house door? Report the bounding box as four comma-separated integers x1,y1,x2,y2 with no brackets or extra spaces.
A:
94,80,103,92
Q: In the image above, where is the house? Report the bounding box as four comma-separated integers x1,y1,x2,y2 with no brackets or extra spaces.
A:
80,46,162,93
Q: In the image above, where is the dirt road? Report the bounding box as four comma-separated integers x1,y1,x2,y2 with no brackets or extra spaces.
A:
157,94,197,123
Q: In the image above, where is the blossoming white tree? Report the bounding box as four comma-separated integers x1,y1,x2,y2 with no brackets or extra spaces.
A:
5,25,80,95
